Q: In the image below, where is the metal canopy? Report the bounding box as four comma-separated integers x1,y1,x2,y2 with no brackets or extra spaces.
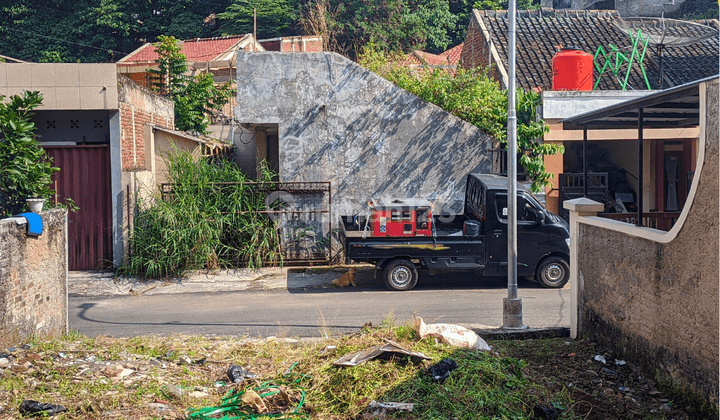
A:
560,74,717,227
561,75,717,130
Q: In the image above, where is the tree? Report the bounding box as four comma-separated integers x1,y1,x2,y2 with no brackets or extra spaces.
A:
149,36,235,135
360,46,562,192
0,91,59,216
218,0,297,39
0,0,225,63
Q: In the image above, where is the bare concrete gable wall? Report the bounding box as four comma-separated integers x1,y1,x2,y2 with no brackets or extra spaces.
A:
576,79,719,402
235,52,493,216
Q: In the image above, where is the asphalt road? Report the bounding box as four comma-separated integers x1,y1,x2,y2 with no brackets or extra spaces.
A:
69,276,570,338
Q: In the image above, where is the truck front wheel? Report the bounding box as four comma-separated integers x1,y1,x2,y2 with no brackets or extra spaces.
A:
383,259,418,291
535,256,570,288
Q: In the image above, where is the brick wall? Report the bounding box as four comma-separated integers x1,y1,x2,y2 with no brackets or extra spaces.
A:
118,77,174,171
459,12,505,86
0,209,68,348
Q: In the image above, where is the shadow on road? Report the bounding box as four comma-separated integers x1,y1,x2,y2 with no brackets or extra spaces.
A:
75,302,360,332
286,267,544,294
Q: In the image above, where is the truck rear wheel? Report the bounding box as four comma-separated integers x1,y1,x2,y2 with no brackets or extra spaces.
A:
535,256,569,288
383,259,418,291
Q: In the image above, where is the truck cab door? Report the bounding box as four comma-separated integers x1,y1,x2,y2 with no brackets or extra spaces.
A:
485,192,547,276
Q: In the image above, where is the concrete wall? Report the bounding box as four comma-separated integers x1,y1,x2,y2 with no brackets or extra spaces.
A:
0,63,118,110
0,209,68,347
234,52,493,216
569,79,718,402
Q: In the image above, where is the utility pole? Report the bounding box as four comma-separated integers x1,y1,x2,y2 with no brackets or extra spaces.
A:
503,0,526,330
253,8,257,51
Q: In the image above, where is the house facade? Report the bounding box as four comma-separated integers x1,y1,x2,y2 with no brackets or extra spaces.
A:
0,63,211,269
460,9,718,227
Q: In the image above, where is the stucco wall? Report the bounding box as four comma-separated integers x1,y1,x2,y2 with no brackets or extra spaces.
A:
576,79,719,401
234,52,493,216
0,209,68,347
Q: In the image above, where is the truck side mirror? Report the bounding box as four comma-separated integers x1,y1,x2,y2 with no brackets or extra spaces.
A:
537,211,546,224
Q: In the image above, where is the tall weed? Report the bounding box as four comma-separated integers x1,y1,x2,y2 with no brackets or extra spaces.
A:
120,151,282,278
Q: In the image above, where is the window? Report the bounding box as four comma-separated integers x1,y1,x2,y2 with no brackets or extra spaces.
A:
494,194,539,222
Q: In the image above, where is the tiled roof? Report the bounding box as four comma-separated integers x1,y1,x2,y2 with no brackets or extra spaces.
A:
473,9,718,90
440,43,463,66
119,35,251,64
413,50,449,66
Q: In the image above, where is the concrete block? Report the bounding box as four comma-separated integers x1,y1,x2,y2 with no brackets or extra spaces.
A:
0,65,7,87
6,64,32,87
79,63,116,87
55,87,81,109
7,87,26,98
79,86,107,109
30,64,56,87
37,88,57,109
54,64,80,87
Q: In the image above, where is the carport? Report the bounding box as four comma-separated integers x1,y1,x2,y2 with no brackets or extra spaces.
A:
560,75,714,227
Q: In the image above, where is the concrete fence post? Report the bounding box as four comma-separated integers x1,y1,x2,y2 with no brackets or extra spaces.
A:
563,198,604,339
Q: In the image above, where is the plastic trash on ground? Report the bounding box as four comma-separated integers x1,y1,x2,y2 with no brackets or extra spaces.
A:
333,339,430,367
19,400,67,416
594,355,607,364
413,317,491,351
361,401,414,419
226,365,258,384
428,358,458,383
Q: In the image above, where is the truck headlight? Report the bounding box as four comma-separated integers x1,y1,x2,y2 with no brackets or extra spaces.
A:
565,238,571,247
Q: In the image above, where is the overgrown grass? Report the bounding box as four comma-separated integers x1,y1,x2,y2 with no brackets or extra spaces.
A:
119,152,283,278
4,329,711,419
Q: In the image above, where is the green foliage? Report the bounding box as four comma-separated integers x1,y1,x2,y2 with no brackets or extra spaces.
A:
218,0,297,39
0,91,59,216
38,50,65,63
120,152,282,278
149,35,188,97
149,36,235,135
0,0,543,62
0,0,223,63
360,45,562,192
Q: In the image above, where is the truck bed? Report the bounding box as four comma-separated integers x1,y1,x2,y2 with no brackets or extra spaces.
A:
340,216,485,269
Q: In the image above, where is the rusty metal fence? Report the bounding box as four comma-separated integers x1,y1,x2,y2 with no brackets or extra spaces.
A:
161,181,332,265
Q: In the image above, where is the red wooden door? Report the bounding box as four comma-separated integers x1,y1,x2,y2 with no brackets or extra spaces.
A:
44,145,113,270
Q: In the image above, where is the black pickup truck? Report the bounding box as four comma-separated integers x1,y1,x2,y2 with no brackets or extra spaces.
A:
340,173,571,291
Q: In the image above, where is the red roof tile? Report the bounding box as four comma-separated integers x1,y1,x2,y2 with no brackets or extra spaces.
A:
413,50,449,66
440,43,463,66
120,35,249,64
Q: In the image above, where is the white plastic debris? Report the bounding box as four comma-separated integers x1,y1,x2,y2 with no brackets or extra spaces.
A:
615,359,627,366
413,317,491,351
594,355,606,364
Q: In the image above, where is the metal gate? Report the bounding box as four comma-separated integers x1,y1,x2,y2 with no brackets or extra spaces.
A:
264,182,331,264
44,145,113,270
161,181,332,265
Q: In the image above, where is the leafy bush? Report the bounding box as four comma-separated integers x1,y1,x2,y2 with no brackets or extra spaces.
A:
0,91,59,216
359,45,563,192
148,36,235,135
120,151,282,278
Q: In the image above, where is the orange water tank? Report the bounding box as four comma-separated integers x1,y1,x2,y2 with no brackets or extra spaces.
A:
552,47,593,91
